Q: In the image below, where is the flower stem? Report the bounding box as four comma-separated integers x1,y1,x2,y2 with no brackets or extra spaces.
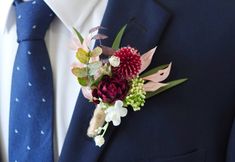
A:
101,122,109,137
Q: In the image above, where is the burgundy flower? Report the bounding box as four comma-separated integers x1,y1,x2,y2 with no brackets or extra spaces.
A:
92,75,129,104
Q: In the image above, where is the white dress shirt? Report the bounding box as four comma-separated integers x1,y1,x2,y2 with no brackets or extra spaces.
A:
0,0,108,161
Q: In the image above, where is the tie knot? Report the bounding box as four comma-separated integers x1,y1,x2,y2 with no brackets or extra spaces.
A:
15,0,54,42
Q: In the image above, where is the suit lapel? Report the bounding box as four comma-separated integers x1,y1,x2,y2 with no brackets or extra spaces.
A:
59,0,170,161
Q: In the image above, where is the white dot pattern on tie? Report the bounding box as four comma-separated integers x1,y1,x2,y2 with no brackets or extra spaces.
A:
27,50,31,55
27,146,31,151
28,82,32,86
15,98,19,102
27,114,32,118
32,25,37,29
14,129,19,134
40,130,45,135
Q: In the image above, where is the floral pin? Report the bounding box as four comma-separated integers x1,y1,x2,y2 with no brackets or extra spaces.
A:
71,25,187,147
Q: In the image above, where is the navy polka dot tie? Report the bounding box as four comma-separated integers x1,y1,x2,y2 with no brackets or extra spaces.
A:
9,0,54,161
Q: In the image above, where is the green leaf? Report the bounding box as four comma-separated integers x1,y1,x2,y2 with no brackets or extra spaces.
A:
73,27,84,43
88,75,95,85
88,61,102,75
76,48,90,64
78,77,89,86
90,47,102,57
72,67,88,78
91,75,103,87
112,24,127,50
140,64,169,78
145,78,188,99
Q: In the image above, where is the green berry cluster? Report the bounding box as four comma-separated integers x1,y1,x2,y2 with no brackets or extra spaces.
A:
125,77,146,111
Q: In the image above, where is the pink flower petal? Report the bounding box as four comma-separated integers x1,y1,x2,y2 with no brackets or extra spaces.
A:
139,47,157,74
143,63,172,83
82,35,92,52
69,37,82,51
89,26,106,33
143,82,168,92
73,37,82,46
82,87,93,100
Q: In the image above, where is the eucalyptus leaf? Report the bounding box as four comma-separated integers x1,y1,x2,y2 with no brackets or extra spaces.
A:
112,24,127,50
88,75,95,85
90,47,103,57
76,48,90,64
91,75,103,87
140,64,169,78
72,67,88,78
145,78,188,99
73,27,84,43
88,61,102,75
78,77,89,86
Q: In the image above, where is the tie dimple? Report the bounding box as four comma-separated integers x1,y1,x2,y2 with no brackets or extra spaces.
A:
15,0,54,42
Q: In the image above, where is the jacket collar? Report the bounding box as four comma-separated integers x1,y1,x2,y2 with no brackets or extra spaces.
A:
59,0,171,161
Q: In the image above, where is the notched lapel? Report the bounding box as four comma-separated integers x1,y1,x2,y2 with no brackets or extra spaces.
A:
100,0,171,53
59,0,170,162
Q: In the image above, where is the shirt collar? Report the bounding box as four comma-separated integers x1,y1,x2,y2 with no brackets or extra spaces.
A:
0,0,107,34
0,0,13,34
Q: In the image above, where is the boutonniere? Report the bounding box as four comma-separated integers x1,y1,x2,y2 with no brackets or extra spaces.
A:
71,25,187,147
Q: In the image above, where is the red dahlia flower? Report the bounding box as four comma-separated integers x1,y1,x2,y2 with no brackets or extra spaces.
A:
92,75,129,104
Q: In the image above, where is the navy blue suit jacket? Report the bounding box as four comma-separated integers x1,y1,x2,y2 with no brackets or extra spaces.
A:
58,0,235,162
2,0,235,162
